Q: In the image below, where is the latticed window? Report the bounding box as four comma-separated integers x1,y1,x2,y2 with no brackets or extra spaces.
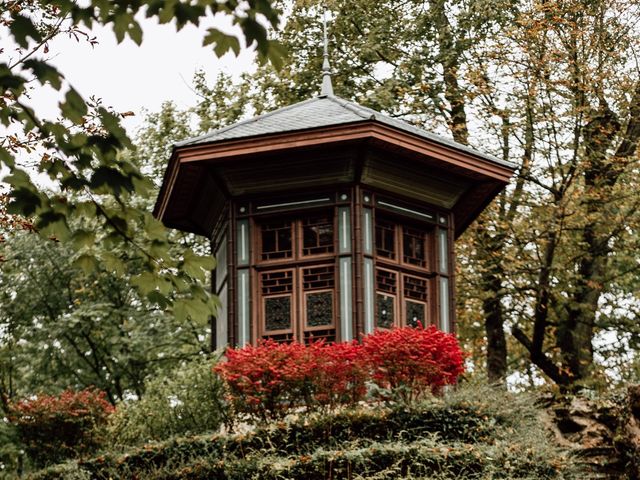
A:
375,268,396,329
403,227,426,267
261,270,294,335
404,275,427,327
261,221,293,260
375,219,396,260
302,215,334,256
373,217,435,328
256,211,337,343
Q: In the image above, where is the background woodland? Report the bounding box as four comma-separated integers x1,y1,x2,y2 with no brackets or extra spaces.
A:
2,0,640,475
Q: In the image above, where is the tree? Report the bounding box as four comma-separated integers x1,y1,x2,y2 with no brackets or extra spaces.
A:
0,69,251,403
237,0,640,388
0,230,212,404
1,0,283,332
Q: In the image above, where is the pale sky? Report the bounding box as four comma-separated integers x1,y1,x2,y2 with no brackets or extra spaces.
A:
22,13,258,135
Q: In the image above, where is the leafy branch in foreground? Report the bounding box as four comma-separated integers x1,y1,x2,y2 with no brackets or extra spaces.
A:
0,1,284,322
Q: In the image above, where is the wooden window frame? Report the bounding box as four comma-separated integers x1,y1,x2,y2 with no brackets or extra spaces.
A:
253,208,340,343
373,213,441,329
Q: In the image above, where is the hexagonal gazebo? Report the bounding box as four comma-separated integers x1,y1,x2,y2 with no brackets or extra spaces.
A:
154,90,515,349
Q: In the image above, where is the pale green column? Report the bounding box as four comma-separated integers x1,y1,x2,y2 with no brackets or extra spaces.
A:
338,206,352,341
214,235,228,349
438,227,451,333
362,207,375,334
236,219,250,345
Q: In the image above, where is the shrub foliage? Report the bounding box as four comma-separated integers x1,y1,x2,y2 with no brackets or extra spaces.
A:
107,354,227,446
9,388,114,468
214,339,367,420
216,325,465,420
362,325,466,401
28,385,579,480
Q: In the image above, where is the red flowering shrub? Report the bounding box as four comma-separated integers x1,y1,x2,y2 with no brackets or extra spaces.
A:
215,339,368,419
215,340,315,420
310,341,367,409
361,325,465,402
216,326,465,421
9,388,114,467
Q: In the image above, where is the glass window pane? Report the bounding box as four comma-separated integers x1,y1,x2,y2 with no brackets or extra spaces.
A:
438,228,449,273
261,270,293,295
376,268,397,294
303,265,334,290
215,235,228,292
303,215,334,256
261,221,292,260
376,294,395,328
403,227,426,267
404,275,427,301
406,300,426,328
440,277,450,332
375,219,396,259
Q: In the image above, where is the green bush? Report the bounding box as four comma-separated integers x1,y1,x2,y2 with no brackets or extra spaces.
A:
107,354,227,446
29,382,581,480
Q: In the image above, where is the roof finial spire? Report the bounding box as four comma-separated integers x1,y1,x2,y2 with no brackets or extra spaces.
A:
321,8,334,96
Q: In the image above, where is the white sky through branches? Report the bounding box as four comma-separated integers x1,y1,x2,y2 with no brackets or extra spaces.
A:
25,13,256,136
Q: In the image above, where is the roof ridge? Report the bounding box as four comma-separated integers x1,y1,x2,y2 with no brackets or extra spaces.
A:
176,96,323,147
328,95,510,167
325,95,376,120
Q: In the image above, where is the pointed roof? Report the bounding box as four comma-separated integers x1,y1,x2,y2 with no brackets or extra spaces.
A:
176,95,513,169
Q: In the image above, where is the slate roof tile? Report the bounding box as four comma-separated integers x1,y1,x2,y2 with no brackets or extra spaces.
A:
176,95,515,169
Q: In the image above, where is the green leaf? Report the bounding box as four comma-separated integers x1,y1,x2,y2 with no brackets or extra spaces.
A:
173,3,205,30
7,187,42,217
22,60,64,90
69,132,88,149
113,12,129,43
129,20,143,45
173,299,189,322
73,254,98,274
238,17,268,53
172,297,214,322
147,291,170,309
3,168,33,189
144,215,167,240
149,239,171,261
72,230,96,249
90,166,134,195
36,210,71,241
0,147,15,168
157,0,177,24
101,252,125,276
100,108,132,149
131,272,158,296
264,40,288,71
4,170,42,216
182,250,216,281
9,15,42,48
60,89,88,124
203,28,241,57
0,64,26,91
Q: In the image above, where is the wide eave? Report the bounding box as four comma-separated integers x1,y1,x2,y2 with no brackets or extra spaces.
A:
154,116,515,238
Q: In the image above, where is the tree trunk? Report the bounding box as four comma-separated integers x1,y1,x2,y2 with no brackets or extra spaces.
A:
482,256,507,383
429,0,469,145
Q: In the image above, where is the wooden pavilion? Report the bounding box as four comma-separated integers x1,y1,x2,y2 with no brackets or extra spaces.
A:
154,64,515,348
